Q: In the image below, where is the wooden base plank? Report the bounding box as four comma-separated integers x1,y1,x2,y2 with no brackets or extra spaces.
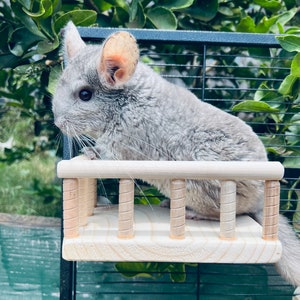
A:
63,205,282,263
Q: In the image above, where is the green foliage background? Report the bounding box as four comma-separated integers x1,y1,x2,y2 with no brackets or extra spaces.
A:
0,0,299,162
0,0,298,162
0,0,299,283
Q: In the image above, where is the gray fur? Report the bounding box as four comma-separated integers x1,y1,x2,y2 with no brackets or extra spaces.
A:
52,23,300,286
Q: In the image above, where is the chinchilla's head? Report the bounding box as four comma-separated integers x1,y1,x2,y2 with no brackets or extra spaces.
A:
52,22,139,139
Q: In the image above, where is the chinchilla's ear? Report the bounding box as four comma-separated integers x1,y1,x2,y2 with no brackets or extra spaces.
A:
63,21,86,60
98,31,139,86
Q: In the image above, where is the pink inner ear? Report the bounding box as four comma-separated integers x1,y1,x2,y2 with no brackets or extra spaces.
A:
115,69,125,81
99,31,139,86
102,55,128,85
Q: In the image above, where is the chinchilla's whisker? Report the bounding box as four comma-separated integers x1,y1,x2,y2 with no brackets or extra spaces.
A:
120,131,175,161
66,130,74,159
88,139,155,211
54,133,63,156
133,180,156,212
116,139,155,161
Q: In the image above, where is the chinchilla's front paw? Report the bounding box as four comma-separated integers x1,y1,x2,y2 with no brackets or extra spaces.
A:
81,147,100,160
81,145,115,160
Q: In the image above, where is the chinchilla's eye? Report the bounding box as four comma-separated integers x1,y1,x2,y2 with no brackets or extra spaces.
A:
79,89,93,101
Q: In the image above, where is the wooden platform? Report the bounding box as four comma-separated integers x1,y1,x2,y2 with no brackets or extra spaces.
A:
62,205,282,263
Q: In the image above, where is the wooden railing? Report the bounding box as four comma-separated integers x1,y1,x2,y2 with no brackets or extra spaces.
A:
57,156,284,242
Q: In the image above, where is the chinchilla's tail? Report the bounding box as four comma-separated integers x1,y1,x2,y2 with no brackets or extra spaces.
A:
255,211,300,286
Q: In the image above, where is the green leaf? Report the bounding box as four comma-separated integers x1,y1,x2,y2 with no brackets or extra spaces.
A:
115,262,156,278
8,27,44,57
180,0,218,21
91,0,113,11
232,100,280,113
238,8,296,34
291,53,300,77
169,263,186,282
36,37,59,55
128,0,139,21
256,15,278,33
283,156,300,168
277,22,285,34
254,88,280,103
278,74,297,95
237,16,256,33
285,27,300,35
0,53,22,69
147,7,177,30
159,0,194,10
283,0,296,10
104,0,128,10
253,0,282,13
115,262,191,282
54,10,97,33
135,194,161,205
276,35,300,52
126,2,146,28
11,1,46,38
274,8,297,29
111,6,129,26
218,6,234,17
22,0,53,20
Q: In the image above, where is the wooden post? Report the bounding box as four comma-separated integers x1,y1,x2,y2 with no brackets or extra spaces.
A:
263,180,280,240
63,178,79,238
118,179,134,239
170,179,186,239
219,180,236,240
78,178,88,226
87,178,97,216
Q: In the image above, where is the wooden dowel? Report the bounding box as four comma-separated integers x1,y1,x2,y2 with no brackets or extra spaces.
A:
78,178,88,226
263,180,280,240
63,178,79,238
170,179,186,239
118,179,134,239
219,180,236,240
57,160,284,181
87,178,97,216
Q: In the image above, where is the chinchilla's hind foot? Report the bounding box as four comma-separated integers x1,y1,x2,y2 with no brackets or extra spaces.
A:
185,207,220,221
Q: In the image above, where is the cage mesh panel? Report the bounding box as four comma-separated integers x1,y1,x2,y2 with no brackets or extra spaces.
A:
76,263,295,299
75,40,299,298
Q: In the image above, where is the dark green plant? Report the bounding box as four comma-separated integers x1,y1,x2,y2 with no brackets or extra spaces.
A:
232,33,300,231
25,177,61,216
1,0,299,163
115,261,197,282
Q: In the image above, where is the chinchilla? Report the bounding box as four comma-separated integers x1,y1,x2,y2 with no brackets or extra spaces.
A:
52,22,300,286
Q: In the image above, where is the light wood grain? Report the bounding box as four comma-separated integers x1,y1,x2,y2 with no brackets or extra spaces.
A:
118,179,134,238
263,180,280,240
78,178,88,226
57,158,284,180
60,155,284,263
63,178,79,238
62,205,282,263
170,179,186,239
87,178,97,216
219,181,236,240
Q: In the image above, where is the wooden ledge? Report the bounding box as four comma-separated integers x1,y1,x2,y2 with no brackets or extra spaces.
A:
62,205,282,263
